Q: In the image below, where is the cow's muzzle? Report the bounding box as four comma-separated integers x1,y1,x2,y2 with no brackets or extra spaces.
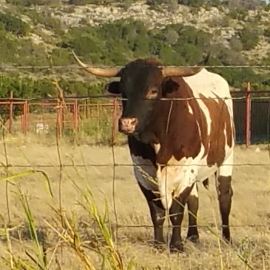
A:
118,117,138,134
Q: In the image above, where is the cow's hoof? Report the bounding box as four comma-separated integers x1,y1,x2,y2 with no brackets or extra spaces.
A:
223,237,233,246
153,241,166,252
170,241,184,253
186,234,199,243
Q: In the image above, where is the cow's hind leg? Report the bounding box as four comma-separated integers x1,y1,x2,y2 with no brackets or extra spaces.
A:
186,178,209,242
216,158,233,242
170,184,195,252
186,183,199,243
138,183,166,250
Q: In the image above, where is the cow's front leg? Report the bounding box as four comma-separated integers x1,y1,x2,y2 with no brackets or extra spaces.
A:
169,184,195,252
138,183,166,250
186,183,199,243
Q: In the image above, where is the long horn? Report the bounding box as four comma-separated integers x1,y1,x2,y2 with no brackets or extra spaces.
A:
162,66,203,77
72,50,121,77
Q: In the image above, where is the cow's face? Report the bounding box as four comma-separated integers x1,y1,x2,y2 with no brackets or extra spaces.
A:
107,61,167,138
71,52,203,141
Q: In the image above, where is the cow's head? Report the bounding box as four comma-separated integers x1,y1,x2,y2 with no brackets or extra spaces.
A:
72,51,202,141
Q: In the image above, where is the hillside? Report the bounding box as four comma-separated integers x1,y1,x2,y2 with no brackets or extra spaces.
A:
0,0,270,98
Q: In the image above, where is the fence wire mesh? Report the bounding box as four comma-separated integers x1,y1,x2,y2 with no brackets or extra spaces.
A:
0,71,270,269
1,94,270,144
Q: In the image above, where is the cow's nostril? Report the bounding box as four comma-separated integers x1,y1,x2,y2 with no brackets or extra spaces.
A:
130,118,138,126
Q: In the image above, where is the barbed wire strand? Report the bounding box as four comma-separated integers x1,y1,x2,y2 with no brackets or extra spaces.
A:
0,85,269,270
165,100,173,255
1,96,270,103
267,100,270,159
111,98,119,247
2,163,269,168
1,126,11,224
0,81,269,252
1,65,270,70
114,224,270,229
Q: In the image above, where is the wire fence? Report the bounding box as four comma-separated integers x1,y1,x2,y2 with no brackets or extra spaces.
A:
1,117,270,230
0,64,269,269
1,64,270,69
1,87,270,146
1,82,270,269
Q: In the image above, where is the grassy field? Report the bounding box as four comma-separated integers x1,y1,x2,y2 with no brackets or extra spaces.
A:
0,134,269,270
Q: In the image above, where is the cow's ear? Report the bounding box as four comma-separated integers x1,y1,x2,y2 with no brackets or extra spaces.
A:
105,81,120,94
162,77,179,96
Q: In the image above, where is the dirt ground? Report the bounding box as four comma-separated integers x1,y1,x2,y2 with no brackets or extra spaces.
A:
0,135,269,269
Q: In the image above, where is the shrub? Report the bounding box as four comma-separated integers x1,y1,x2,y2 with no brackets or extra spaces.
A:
177,0,204,7
229,35,243,52
239,24,261,50
0,12,30,36
227,8,248,21
6,0,60,5
264,27,270,38
207,16,230,28
68,0,113,4
264,3,270,11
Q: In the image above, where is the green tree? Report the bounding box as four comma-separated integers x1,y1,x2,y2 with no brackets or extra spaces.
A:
159,45,185,65
229,36,243,52
0,12,30,36
264,27,270,38
239,24,260,50
177,0,204,7
176,43,203,65
6,0,61,5
225,0,263,10
165,29,179,45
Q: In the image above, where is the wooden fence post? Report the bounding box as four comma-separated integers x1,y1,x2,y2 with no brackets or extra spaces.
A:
245,82,251,147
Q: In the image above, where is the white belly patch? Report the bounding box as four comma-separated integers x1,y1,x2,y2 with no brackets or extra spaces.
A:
156,157,199,209
131,146,231,210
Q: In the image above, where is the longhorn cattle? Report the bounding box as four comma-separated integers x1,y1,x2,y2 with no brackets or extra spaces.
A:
72,51,235,252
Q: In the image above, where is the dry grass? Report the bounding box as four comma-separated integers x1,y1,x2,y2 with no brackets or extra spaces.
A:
0,133,269,269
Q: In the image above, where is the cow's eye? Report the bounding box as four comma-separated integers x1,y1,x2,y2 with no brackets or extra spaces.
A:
146,88,158,99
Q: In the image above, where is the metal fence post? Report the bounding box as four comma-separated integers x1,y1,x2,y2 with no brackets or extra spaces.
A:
8,91,13,133
245,82,251,147
73,99,78,132
57,105,63,139
111,98,119,145
21,101,27,134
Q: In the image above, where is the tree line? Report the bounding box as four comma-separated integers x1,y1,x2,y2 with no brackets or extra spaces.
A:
0,1,270,101
5,0,269,9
